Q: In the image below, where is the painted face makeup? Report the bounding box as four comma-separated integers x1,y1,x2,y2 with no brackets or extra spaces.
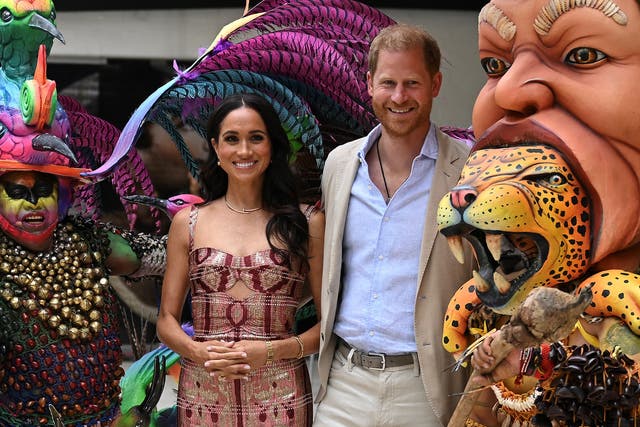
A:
0,171,59,251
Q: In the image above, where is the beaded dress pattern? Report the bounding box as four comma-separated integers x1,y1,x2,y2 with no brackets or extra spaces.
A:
177,206,314,426
0,218,123,426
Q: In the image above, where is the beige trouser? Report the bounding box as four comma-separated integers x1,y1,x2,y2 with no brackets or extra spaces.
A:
313,347,441,426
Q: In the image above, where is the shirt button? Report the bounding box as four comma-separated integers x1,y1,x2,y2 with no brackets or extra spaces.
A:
373,293,378,299
384,217,390,222
369,331,374,336
378,255,384,260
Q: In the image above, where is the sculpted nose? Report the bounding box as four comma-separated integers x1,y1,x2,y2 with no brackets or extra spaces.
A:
450,186,477,210
494,51,554,117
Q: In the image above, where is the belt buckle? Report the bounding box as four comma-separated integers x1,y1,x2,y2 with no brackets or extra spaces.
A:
367,352,386,371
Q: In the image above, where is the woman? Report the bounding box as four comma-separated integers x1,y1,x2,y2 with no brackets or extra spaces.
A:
156,93,324,426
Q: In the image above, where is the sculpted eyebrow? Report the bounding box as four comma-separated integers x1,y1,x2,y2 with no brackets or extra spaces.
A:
534,0,628,36
478,3,517,41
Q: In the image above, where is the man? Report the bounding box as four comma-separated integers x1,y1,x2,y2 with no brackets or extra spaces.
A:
314,23,475,426
0,169,169,426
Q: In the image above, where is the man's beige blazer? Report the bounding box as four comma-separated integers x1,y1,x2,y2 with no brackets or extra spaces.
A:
317,128,475,425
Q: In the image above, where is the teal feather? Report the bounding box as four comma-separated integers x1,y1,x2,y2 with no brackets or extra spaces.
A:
157,77,321,161
150,112,201,180
166,74,315,140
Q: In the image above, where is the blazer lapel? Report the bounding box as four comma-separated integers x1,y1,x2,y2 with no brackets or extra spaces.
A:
328,145,361,280
417,130,467,286
322,140,363,304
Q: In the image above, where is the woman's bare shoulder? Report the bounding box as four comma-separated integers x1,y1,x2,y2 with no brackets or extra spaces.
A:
300,203,324,233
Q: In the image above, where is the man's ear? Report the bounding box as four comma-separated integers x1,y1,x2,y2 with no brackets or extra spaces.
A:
366,71,373,97
432,71,443,98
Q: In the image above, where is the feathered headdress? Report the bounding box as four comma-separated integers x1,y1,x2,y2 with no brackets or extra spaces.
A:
83,0,397,201
0,0,160,229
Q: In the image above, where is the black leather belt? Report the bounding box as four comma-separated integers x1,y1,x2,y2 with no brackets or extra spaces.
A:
337,338,415,370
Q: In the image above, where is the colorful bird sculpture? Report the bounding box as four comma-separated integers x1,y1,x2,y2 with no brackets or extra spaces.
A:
0,0,64,83
123,193,205,220
0,0,161,230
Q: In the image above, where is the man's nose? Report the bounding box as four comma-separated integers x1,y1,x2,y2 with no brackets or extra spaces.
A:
391,85,408,103
493,50,554,117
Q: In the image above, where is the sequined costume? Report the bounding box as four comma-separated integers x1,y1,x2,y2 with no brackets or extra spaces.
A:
177,207,313,426
0,216,162,427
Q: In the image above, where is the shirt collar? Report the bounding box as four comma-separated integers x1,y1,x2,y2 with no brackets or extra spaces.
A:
357,123,439,161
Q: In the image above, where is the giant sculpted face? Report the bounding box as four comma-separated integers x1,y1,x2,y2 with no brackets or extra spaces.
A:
472,0,640,267
438,0,640,316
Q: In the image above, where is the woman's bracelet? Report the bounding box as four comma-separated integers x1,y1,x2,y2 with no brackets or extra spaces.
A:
292,335,304,359
265,340,274,364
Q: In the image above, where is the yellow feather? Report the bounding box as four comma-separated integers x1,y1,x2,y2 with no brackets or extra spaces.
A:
203,12,266,56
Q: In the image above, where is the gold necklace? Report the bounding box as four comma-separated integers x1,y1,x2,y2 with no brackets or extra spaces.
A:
224,194,262,214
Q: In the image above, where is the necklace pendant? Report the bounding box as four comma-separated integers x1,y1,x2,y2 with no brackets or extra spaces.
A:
224,195,262,214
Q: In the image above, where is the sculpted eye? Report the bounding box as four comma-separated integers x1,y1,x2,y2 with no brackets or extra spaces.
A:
565,47,606,66
0,8,12,23
534,173,567,187
480,57,511,77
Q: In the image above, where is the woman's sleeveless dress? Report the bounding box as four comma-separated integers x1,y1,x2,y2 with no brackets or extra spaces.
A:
177,206,314,426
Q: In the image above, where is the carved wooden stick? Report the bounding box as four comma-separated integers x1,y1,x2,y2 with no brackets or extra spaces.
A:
447,284,593,426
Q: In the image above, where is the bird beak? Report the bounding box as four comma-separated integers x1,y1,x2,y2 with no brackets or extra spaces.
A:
32,133,78,164
28,13,65,44
122,194,169,213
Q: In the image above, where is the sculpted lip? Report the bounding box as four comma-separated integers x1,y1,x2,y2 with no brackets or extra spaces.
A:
473,119,593,207
474,120,568,153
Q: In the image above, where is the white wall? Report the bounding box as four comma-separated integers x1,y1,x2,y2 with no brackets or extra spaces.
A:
51,8,485,127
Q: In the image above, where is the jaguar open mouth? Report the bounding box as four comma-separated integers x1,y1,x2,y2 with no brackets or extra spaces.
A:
442,226,549,310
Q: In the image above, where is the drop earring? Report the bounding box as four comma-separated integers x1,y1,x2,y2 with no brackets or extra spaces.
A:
217,160,221,166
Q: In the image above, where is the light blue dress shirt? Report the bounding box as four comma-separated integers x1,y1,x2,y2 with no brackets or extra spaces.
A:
333,124,439,354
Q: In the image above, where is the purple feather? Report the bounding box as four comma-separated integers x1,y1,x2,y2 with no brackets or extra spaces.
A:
83,78,180,180
63,101,160,230
230,4,393,42
219,31,367,98
440,126,476,148
196,50,372,124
